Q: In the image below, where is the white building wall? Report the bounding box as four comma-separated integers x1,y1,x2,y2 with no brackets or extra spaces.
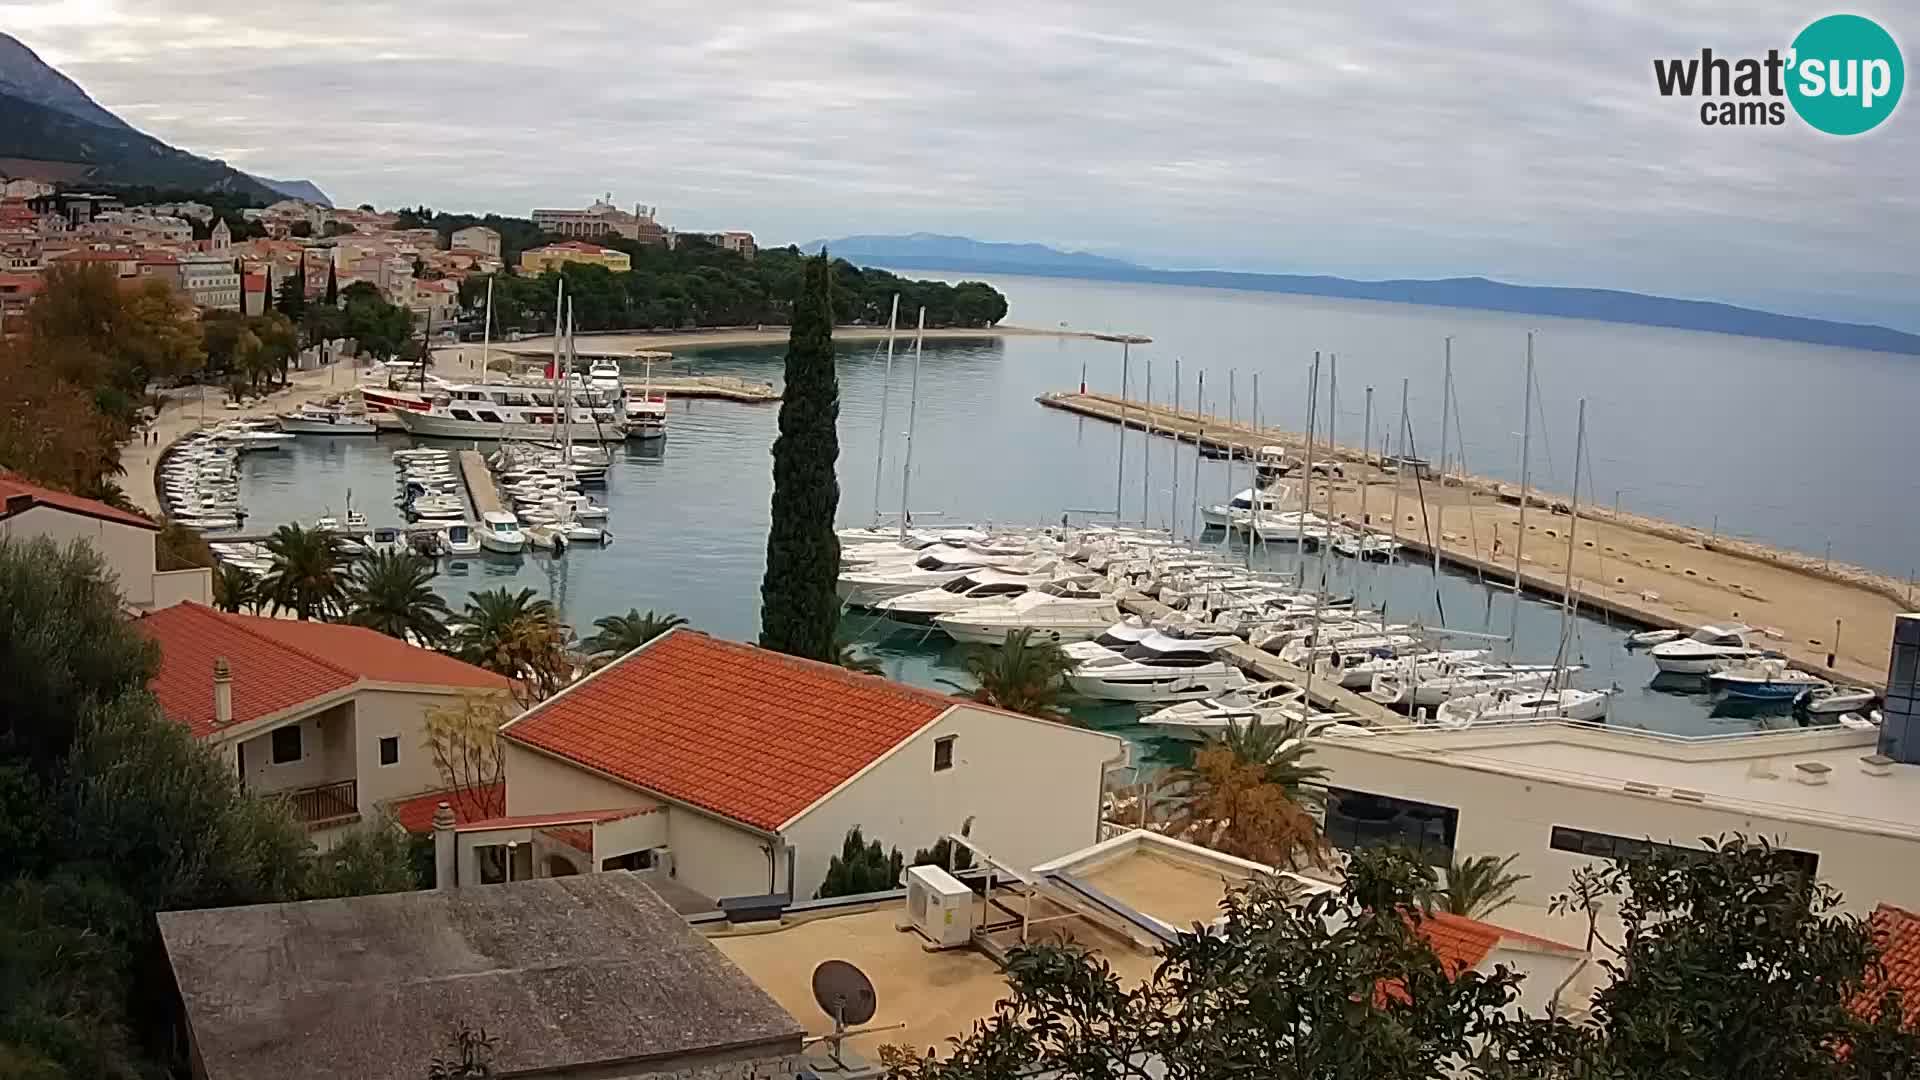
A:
781,705,1126,899
504,743,661,816
3,505,158,607
229,702,354,796
1310,743,1920,915
349,687,480,811
667,805,774,901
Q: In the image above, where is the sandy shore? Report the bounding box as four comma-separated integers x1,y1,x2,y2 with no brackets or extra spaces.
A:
1048,392,1903,686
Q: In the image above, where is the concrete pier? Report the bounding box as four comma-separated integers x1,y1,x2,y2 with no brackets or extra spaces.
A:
458,450,501,519
1047,390,1902,687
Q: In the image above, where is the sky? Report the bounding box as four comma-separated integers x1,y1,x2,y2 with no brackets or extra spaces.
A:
4,0,1915,328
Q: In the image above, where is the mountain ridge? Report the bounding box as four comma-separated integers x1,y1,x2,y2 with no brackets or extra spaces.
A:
810,234,1920,357
0,32,330,206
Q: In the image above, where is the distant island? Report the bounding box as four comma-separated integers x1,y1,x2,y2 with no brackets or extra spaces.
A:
807,233,1920,357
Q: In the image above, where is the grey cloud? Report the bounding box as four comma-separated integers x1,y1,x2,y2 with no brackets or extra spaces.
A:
8,0,1913,323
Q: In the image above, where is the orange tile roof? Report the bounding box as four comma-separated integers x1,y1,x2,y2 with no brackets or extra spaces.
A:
1416,911,1506,974
457,807,652,832
384,783,506,834
1866,904,1920,1025
502,630,958,831
135,602,508,738
0,469,156,529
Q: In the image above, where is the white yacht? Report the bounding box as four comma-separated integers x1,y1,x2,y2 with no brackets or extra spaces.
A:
934,583,1124,645
837,547,1052,609
1314,648,1488,691
1064,628,1249,703
1648,624,1770,674
1136,682,1312,741
478,510,527,554
588,357,624,396
279,401,377,435
1064,617,1156,664
441,521,482,556
1330,530,1400,561
1200,487,1287,529
1368,659,1569,710
393,381,627,441
366,526,406,556
1278,632,1423,667
875,569,1046,624
1433,686,1615,726
623,389,668,440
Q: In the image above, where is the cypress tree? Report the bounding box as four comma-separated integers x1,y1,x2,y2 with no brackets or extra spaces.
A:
758,252,841,661
323,259,338,306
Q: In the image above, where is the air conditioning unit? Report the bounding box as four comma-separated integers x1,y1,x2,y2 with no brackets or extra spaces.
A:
647,846,674,876
903,864,976,949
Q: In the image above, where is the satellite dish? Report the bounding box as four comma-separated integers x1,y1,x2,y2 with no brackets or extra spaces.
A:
811,960,878,1026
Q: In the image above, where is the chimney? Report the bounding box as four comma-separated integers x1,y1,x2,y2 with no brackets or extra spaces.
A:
212,657,233,728
1793,761,1832,787
433,802,457,890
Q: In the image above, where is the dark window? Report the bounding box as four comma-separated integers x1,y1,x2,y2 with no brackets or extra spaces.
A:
451,409,476,422
933,735,957,772
1323,786,1458,867
1548,825,1819,877
378,736,399,766
271,725,302,764
601,849,656,872
476,411,502,424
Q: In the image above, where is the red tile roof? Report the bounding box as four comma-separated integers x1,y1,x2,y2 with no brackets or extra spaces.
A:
135,602,508,738
0,470,156,530
1416,911,1506,975
384,783,506,834
1866,904,1920,1025
456,807,652,832
502,630,960,831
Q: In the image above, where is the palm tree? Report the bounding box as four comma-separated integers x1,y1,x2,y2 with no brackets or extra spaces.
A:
949,628,1076,718
343,551,450,647
1158,715,1329,868
259,523,346,620
214,564,259,614
582,609,686,659
454,588,572,699
1215,713,1329,808
1427,853,1530,918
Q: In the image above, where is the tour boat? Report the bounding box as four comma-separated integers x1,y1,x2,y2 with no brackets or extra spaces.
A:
1649,625,1770,674
279,402,377,435
1794,684,1879,716
393,381,628,441
1063,628,1249,703
933,583,1124,645
1706,659,1828,702
478,510,527,554
1433,686,1614,727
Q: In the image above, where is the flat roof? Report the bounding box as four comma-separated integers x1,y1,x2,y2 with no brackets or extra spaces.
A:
159,875,802,1080
1319,722,1920,838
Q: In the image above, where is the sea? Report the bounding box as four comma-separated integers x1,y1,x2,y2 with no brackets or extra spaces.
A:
226,273,1916,762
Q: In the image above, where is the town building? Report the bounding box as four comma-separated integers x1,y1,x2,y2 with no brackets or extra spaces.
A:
0,471,210,610
157,874,808,1080
450,224,500,257
134,250,180,291
143,200,215,223
484,629,1130,905
177,254,242,310
519,239,632,274
208,217,231,251
532,196,668,245
133,602,509,846
27,190,123,226
48,246,139,278
0,271,41,331
674,230,757,258
85,209,193,245
1,177,54,199
1304,715,1920,916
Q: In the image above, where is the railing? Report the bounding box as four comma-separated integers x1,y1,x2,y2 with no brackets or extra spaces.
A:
277,779,359,825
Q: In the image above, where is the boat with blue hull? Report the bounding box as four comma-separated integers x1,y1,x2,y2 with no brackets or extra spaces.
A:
1707,660,1829,702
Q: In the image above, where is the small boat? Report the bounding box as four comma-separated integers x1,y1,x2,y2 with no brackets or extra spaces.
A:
478,510,527,554
408,496,468,521
1624,628,1683,649
1707,659,1828,702
1330,531,1400,562
1839,711,1880,731
441,521,482,556
279,402,377,435
366,526,405,557
1794,684,1879,716
1649,624,1769,674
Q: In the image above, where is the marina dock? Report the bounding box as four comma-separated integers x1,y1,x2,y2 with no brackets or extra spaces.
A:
458,450,501,518
1117,593,1406,726
1042,390,1905,687
625,374,777,403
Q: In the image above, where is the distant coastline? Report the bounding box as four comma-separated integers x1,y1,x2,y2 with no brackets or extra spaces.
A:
809,235,1920,357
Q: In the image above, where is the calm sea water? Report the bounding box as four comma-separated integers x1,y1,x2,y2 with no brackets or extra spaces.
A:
230,275,1911,757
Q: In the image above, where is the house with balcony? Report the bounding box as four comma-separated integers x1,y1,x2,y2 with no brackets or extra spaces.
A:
134,602,509,845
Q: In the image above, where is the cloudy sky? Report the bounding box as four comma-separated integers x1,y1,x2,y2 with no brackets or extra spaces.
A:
6,0,1914,327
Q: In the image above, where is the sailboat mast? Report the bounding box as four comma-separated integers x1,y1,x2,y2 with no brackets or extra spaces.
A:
1294,354,1318,587
897,307,926,541
1169,359,1181,538
1222,371,1235,551
480,276,494,387
1510,331,1536,657
1383,377,1407,627
1115,340,1129,521
1319,354,1337,593
1438,336,1453,481
1189,369,1204,539
1142,359,1153,527
871,294,899,524
1246,372,1259,571
1556,399,1587,678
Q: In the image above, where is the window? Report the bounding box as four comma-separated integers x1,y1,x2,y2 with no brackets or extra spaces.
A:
378,736,399,766
271,725,302,764
933,735,957,772
1323,786,1458,867
601,849,656,872
1548,826,1820,876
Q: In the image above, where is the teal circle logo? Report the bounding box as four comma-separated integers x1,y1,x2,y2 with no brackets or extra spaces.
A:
1787,14,1904,135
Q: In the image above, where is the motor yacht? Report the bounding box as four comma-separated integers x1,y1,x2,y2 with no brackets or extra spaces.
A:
934,582,1124,645
1064,628,1250,703
440,521,483,557
366,526,405,557
875,569,1049,624
1136,682,1313,741
1707,659,1828,702
837,547,1053,609
1649,624,1770,674
478,510,527,554
1200,487,1288,529
279,401,377,435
